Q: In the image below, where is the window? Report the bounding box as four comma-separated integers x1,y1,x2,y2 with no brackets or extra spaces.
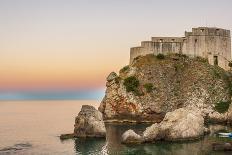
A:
159,39,163,43
216,29,220,34
200,29,204,33
214,56,218,66
195,39,197,43
171,39,175,42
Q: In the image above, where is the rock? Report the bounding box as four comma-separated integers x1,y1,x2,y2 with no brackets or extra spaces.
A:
227,104,232,124
208,125,226,135
107,72,118,82
99,54,231,123
74,105,106,138
143,123,162,142
208,111,228,123
204,127,210,135
60,133,74,140
142,108,205,142
121,129,143,144
160,108,204,140
212,142,232,151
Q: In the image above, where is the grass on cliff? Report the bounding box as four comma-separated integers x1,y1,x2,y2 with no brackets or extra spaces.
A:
143,83,154,93
123,76,140,95
120,65,129,73
214,101,231,113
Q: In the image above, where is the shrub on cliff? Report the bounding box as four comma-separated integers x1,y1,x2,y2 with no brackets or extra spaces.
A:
228,61,232,68
120,65,129,73
123,76,140,94
214,101,231,113
156,53,165,59
143,83,154,93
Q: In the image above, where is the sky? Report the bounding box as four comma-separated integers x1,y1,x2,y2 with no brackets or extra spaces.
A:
0,0,232,100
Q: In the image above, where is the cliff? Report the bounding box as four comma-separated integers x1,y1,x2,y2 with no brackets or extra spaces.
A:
99,54,232,123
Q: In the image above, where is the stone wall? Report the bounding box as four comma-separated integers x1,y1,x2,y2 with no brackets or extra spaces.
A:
130,27,231,70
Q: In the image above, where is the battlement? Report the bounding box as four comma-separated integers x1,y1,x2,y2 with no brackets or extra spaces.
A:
151,37,184,43
189,27,230,37
130,27,231,70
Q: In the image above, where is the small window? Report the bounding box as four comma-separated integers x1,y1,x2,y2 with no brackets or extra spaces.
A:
216,29,220,34
159,39,163,43
200,29,204,33
195,39,197,43
171,39,175,42
214,56,218,66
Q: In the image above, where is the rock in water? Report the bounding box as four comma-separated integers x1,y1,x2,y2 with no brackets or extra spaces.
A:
74,105,106,138
212,142,232,151
122,108,205,144
159,108,204,141
143,123,163,142
121,129,143,144
143,108,205,141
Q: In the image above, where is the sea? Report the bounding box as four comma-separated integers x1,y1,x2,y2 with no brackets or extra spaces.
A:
0,100,231,155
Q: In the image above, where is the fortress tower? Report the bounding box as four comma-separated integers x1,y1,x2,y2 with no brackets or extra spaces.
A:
130,27,231,70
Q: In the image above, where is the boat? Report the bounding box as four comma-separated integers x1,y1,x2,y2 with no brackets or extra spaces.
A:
218,133,232,137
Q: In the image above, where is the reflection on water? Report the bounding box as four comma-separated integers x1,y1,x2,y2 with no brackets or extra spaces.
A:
1,100,232,155
74,138,106,155
74,123,232,155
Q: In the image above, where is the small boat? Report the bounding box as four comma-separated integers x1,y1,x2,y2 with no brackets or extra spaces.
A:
218,133,232,137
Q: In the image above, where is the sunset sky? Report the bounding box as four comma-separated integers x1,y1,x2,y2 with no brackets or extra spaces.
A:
0,0,232,100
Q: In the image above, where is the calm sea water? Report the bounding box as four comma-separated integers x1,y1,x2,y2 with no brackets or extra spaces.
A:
0,100,231,155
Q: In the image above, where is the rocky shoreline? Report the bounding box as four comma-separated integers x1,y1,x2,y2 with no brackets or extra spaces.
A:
62,54,232,152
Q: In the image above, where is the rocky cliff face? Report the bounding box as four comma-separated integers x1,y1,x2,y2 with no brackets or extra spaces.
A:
99,54,232,123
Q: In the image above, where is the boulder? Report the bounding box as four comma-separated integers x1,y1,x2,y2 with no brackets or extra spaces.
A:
212,142,232,151
107,72,118,82
142,108,205,142
160,108,204,140
121,129,143,144
143,123,162,142
208,111,228,123
74,105,106,138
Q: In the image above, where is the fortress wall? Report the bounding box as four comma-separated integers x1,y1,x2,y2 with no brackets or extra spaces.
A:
192,27,230,36
151,37,183,55
182,39,187,55
141,40,183,55
151,37,183,42
185,27,231,70
204,29,231,69
160,42,182,54
141,41,156,54
130,27,231,70
130,47,146,64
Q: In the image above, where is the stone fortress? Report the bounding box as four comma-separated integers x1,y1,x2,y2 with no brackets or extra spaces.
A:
130,27,231,70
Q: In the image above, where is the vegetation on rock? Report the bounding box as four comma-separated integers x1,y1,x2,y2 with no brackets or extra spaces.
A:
229,61,232,68
143,83,154,93
156,53,165,59
214,101,231,113
120,65,130,73
123,76,140,95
